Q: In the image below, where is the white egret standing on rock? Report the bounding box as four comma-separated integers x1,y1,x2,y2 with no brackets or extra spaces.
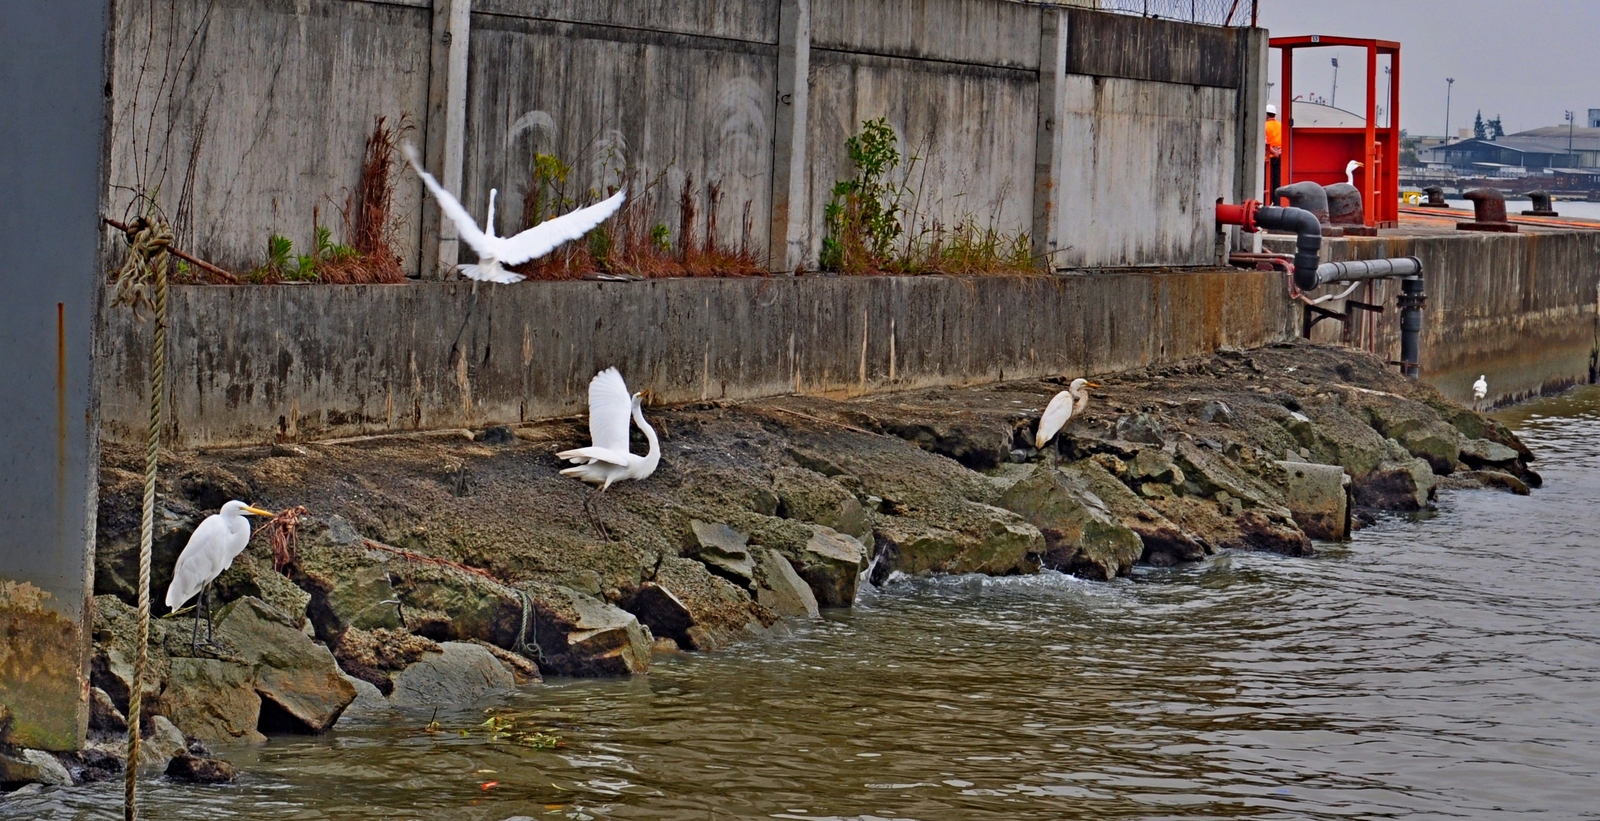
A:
165,500,274,651
558,368,661,539
1473,375,1489,401
1035,378,1100,451
402,143,625,283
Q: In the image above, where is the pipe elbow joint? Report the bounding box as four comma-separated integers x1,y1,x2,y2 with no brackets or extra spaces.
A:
1254,205,1323,291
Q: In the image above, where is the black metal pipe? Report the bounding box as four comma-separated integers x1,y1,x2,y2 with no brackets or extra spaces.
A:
1254,205,1322,291
1398,276,1427,380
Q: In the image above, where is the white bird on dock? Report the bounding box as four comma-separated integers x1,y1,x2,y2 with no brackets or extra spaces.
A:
165,500,275,650
558,368,661,539
1473,375,1488,401
1346,160,1364,186
402,143,625,284
1035,378,1100,450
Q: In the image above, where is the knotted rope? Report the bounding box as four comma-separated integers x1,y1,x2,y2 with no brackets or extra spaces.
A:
115,214,170,821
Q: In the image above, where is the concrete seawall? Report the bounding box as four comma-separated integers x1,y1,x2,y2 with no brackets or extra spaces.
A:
98,271,1294,447
1268,230,1600,405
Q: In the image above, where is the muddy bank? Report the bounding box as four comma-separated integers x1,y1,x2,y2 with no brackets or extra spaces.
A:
7,340,1536,788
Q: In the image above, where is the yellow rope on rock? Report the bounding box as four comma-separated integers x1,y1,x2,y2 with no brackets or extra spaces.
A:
119,215,169,821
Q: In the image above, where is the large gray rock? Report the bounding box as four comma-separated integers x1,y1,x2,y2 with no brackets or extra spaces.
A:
311,565,403,640
1059,457,1207,566
213,551,312,630
1459,437,1520,469
155,658,263,744
1354,455,1437,510
751,548,820,619
337,673,390,719
19,751,72,787
687,520,755,587
389,642,515,708
997,465,1143,580
1358,394,1462,475
794,526,867,606
1274,461,1352,540
645,557,775,651
873,503,1043,578
143,715,190,767
771,466,873,541
214,597,356,733
519,581,652,676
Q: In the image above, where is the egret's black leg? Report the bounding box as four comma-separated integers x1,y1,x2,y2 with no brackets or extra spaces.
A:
203,583,215,645
584,487,611,541
190,594,202,654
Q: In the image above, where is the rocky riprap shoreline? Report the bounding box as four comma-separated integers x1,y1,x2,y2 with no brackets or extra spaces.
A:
2,339,1538,791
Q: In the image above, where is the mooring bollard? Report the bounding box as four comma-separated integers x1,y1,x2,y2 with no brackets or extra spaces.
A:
1521,190,1559,217
1457,188,1518,233
1419,185,1451,208
1324,183,1376,236
1273,181,1341,236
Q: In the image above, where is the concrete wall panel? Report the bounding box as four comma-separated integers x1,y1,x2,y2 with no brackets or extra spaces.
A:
463,13,777,256
804,52,1038,267
1067,9,1243,88
97,272,1295,447
107,0,432,274
474,0,779,45
1054,76,1238,268
812,0,1041,69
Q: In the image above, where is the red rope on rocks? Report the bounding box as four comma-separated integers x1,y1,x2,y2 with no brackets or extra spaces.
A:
254,506,308,573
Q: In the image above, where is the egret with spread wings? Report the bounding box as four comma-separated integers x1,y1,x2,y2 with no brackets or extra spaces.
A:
403,143,625,283
558,368,661,539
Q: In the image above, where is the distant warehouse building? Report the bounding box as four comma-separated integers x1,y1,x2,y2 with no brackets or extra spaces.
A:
1422,125,1600,172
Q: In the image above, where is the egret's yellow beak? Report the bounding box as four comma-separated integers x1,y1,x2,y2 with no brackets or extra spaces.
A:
243,505,275,517
1086,382,1102,388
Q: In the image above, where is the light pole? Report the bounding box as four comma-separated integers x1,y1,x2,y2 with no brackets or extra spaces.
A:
1566,110,1576,167
1444,77,1455,143
1330,57,1339,108
1384,65,1392,127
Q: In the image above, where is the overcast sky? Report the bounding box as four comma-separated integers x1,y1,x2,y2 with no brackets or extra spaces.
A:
1256,0,1600,137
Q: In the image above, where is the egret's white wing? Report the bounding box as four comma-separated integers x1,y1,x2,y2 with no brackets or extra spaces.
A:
458,264,526,285
587,367,633,453
556,446,632,467
496,190,626,266
1035,390,1075,449
164,514,232,609
402,143,492,256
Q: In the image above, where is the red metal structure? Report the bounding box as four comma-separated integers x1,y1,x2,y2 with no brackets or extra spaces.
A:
1270,35,1401,227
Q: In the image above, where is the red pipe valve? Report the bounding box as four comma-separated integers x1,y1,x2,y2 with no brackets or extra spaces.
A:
1216,199,1261,234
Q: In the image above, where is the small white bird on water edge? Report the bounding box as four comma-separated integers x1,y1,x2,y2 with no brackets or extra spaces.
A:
558,368,661,539
1473,374,1488,402
1036,378,1100,451
402,143,625,283
165,500,275,651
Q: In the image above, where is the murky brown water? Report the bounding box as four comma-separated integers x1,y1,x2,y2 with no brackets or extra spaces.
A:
11,386,1600,820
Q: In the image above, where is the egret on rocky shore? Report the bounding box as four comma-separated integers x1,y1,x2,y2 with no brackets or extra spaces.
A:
558,368,661,539
402,143,625,284
1035,378,1100,451
165,500,274,651
1473,375,1489,401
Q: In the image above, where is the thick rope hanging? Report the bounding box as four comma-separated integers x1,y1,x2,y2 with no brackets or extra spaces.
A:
116,215,170,821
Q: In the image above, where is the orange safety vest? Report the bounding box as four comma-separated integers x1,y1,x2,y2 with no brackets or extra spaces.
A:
1265,119,1283,157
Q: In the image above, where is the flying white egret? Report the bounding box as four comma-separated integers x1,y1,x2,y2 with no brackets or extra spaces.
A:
1035,378,1100,451
165,500,274,650
557,368,661,539
401,143,625,284
1473,374,1488,401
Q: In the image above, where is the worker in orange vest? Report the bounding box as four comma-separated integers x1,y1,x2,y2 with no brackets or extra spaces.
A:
1265,104,1283,202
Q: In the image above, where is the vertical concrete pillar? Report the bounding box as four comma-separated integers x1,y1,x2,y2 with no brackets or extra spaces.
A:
420,0,472,280
1031,8,1069,268
0,0,106,751
768,0,811,273
1231,26,1269,254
